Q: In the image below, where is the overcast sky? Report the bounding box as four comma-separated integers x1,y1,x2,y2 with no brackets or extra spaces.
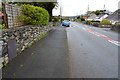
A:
0,0,119,16
53,0,120,16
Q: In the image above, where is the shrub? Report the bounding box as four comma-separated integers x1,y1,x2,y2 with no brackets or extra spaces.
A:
86,20,92,22
100,19,111,25
111,22,120,32
81,18,85,21
0,24,6,29
52,16,60,22
85,20,92,25
19,4,49,25
91,22,99,27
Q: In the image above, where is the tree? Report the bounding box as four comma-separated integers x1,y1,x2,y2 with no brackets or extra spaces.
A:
81,17,85,21
95,10,100,16
77,16,80,19
33,2,57,21
9,2,57,21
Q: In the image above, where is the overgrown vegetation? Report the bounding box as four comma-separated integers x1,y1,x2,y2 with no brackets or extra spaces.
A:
100,19,112,25
19,4,49,25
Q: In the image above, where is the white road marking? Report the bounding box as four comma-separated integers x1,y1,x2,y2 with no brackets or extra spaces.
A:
86,28,120,46
71,23,119,46
82,28,86,30
108,40,120,46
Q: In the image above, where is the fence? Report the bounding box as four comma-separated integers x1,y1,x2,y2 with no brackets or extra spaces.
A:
5,4,21,28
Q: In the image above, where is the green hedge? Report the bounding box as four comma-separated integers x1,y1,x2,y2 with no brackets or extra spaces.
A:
0,24,6,29
19,4,49,25
100,19,111,25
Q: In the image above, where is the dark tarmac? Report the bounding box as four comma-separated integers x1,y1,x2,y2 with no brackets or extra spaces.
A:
2,27,70,78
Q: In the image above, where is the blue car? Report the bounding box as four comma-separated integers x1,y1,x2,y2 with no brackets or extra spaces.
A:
62,20,70,27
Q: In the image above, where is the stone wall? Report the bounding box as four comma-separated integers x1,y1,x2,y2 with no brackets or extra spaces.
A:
2,24,53,53
0,22,60,67
111,22,120,32
84,22,112,28
83,21,120,32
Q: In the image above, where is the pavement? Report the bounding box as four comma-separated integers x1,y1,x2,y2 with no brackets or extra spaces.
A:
2,27,70,78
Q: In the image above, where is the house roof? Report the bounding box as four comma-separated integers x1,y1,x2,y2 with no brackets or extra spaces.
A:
104,10,112,15
105,9,120,21
87,14,97,19
97,14,105,19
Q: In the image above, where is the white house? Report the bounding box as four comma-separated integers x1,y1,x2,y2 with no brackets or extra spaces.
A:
94,14,109,21
86,10,111,21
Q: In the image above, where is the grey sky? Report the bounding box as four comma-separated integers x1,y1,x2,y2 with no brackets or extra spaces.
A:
53,0,120,16
0,0,119,16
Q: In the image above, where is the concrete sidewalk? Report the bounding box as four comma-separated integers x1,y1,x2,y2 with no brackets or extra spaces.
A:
2,26,70,78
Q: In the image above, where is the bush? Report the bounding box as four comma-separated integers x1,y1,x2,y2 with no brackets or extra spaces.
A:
52,16,60,22
19,4,49,25
81,18,85,21
0,24,6,29
86,20,92,22
85,20,92,25
111,22,120,32
100,19,111,25
91,22,99,27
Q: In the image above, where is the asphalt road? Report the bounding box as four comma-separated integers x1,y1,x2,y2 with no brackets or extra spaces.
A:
66,22,118,78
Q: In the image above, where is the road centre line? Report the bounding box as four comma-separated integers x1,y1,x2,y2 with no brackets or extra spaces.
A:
70,24,120,46
86,28,120,46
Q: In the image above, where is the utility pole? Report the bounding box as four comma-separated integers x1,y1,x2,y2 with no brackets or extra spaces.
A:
103,4,106,10
60,0,62,23
60,6,62,23
118,1,120,9
87,5,89,15
87,5,89,12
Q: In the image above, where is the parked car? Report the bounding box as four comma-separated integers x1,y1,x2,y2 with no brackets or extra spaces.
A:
62,20,70,27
